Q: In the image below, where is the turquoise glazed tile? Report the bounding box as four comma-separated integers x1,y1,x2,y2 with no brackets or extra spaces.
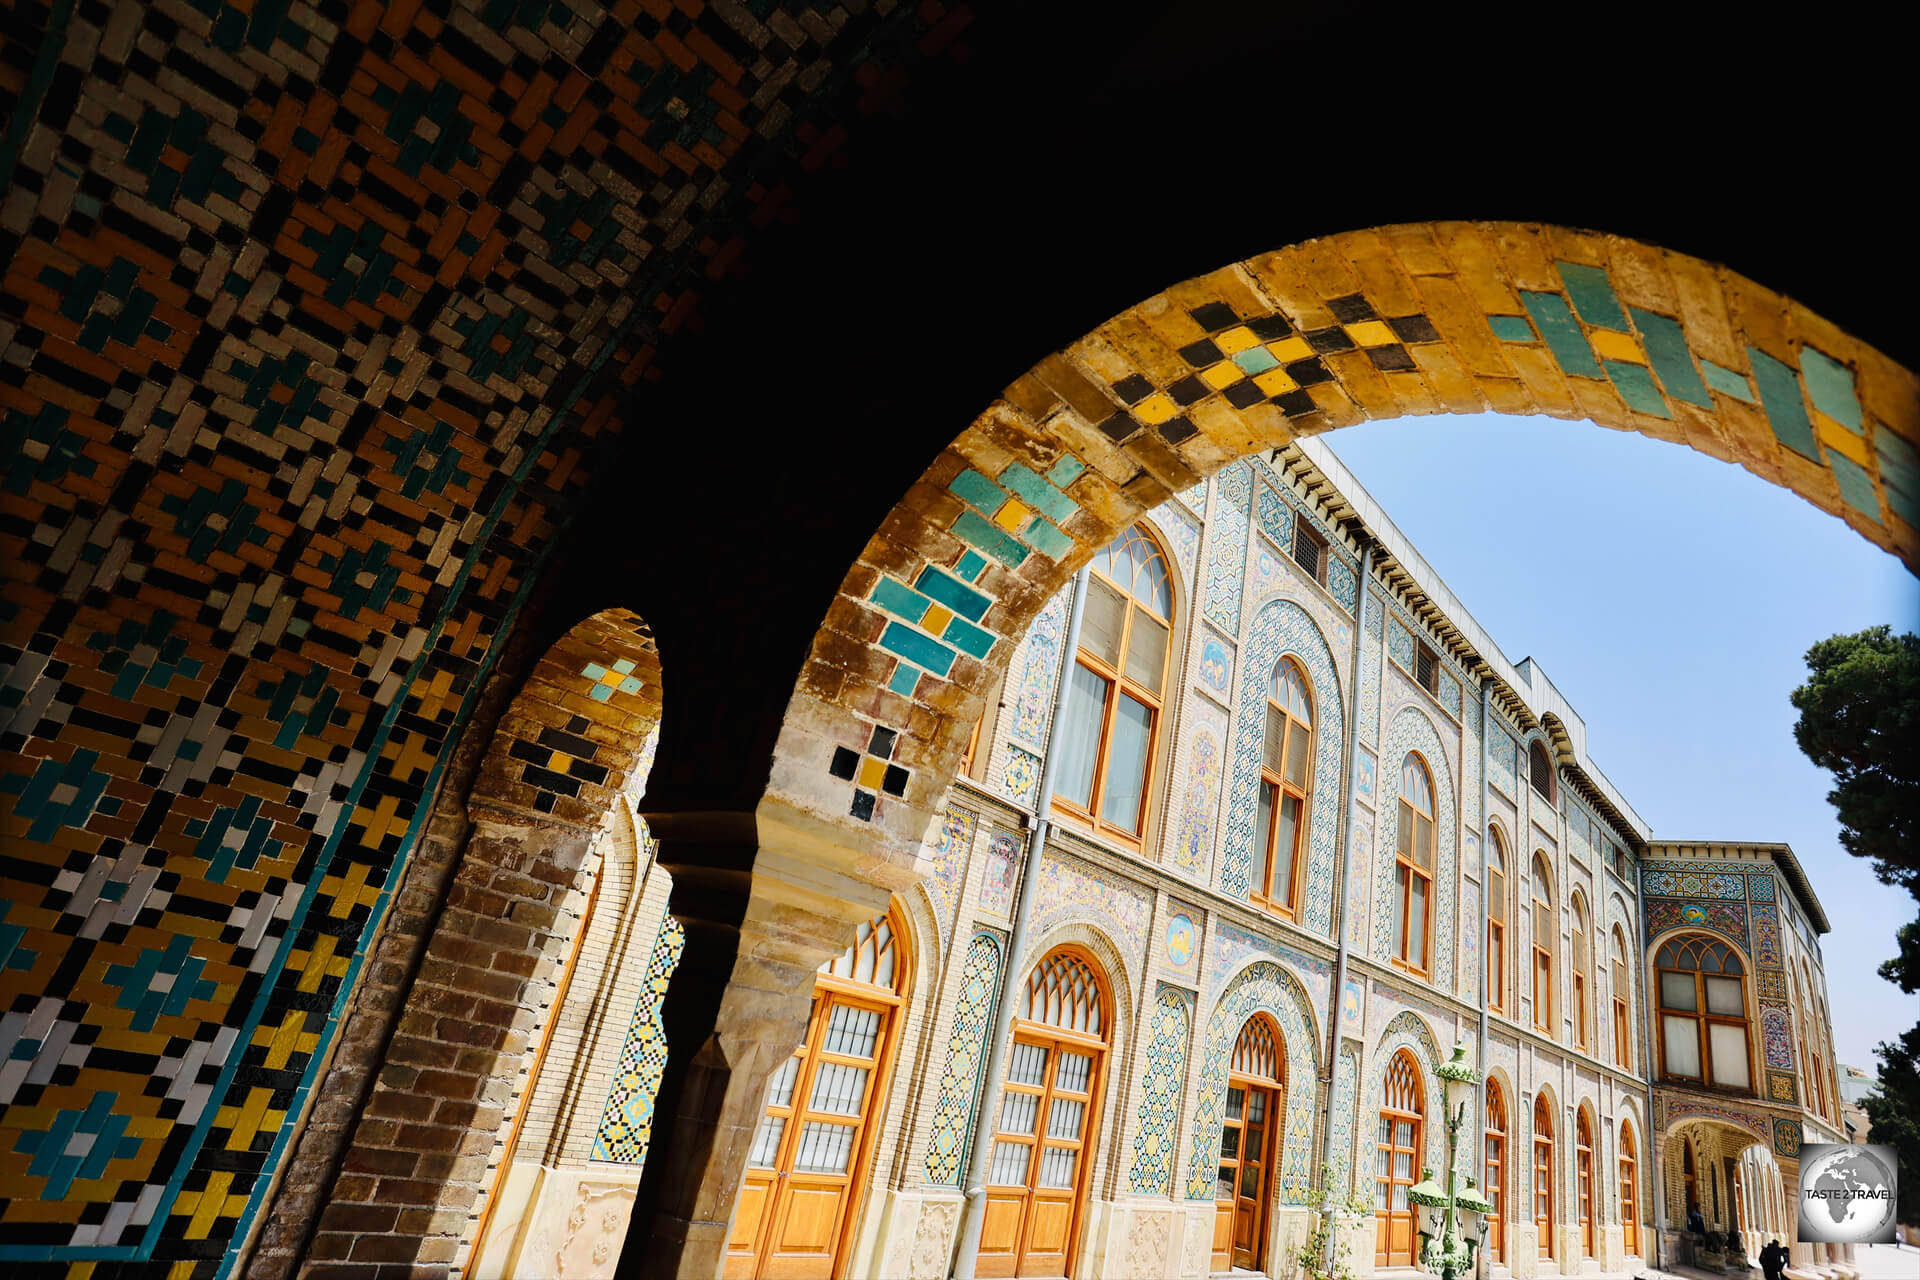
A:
1748,348,1820,460
1701,359,1755,402
1023,515,1074,561
871,577,930,624
950,511,1031,567
942,615,995,660
1874,429,1920,528
1488,314,1535,342
955,550,988,581
1629,308,1712,407
998,462,1077,525
1827,453,1881,520
915,566,991,622
1520,291,1603,378
888,664,923,696
1047,454,1086,487
1557,262,1629,330
1603,360,1671,418
1798,347,1863,433
879,622,958,676
1232,346,1280,375
949,468,1005,513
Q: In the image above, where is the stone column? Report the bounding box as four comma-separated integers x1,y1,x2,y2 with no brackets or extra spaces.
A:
619,807,905,1279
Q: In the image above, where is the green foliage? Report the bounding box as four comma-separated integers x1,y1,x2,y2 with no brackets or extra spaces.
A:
1789,626,1920,896
1864,1022,1920,1226
1880,914,1920,994
1297,1165,1372,1280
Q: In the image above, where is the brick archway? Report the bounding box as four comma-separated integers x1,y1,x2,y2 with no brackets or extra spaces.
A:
278,609,661,1275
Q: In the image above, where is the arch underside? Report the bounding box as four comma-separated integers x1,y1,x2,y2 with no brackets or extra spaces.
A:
773,222,1920,888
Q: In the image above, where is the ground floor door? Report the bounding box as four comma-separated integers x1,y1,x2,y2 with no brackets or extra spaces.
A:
978,1037,1103,1277
1213,1079,1276,1272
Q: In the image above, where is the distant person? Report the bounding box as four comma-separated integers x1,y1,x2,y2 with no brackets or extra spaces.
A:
1688,1205,1706,1236
1759,1237,1789,1280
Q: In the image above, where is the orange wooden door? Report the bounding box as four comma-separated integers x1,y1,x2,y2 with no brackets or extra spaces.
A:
727,915,907,1280
977,949,1109,1279
1483,1082,1506,1264
1214,1017,1284,1272
1374,1051,1423,1268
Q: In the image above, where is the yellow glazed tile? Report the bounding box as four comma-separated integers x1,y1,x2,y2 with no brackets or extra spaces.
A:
1344,320,1397,347
922,604,954,635
992,500,1029,532
1213,326,1259,355
858,757,888,789
548,749,568,770
1254,368,1299,396
1201,362,1244,389
1265,336,1313,362
1589,330,1645,363
1817,414,1869,466
1134,392,1178,425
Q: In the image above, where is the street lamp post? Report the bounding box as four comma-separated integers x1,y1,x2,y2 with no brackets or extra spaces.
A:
1408,1044,1495,1280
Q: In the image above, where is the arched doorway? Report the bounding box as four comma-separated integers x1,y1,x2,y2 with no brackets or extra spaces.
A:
1375,1048,1425,1268
1619,1119,1640,1258
1483,1078,1508,1264
979,947,1111,1279
1575,1106,1596,1258
1533,1095,1556,1261
1214,1014,1286,1272
726,908,913,1280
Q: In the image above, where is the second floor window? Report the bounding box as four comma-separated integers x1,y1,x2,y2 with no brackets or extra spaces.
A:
1656,935,1750,1092
1487,827,1508,1012
1531,855,1555,1034
1253,660,1313,917
1529,740,1555,802
1393,754,1436,973
1611,928,1632,1069
1053,526,1171,845
1570,894,1590,1050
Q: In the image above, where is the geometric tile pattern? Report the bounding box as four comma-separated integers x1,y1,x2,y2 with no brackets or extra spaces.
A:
591,915,686,1166
922,807,976,945
826,722,915,825
1371,706,1458,989
1144,504,1200,604
1327,1042,1361,1195
1006,589,1066,749
1359,1011,1447,1192
922,933,1001,1187
1220,597,1344,936
0,0,955,1265
1169,698,1226,882
1204,464,1249,634
1772,1117,1801,1158
1127,984,1191,1195
1183,960,1319,1205
1031,854,1152,967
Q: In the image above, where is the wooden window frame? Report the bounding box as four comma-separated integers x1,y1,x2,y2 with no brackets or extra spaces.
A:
1528,740,1555,803
1575,1108,1595,1258
1392,754,1436,976
1484,1079,1507,1264
1251,659,1313,920
1051,526,1172,851
1487,827,1508,1014
1655,934,1752,1095
1619,1122,1639,1255
1374,1049,1426,1269
1611,929,1632,1070
1533,1096,1555,1261
1291,518,1327,585
1531,855,1554,1036
1571,894,1590,1051
1413,641,1440,695
1215,1015,1286,1274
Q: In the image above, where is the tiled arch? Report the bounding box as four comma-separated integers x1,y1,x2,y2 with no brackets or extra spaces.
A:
1360,1010,1447,1189
767,223,1920,932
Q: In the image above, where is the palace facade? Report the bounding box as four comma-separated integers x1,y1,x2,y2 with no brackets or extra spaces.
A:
464,441,1855,1280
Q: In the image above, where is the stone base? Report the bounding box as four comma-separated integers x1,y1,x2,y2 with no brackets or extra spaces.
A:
466,1163,640,1280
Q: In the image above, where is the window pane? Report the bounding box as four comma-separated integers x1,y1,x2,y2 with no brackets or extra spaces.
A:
1246,1091,1267,1123
1222,1165,1239,1201
1125,612,1168,693
1056,1051,1093,1094
1394,867,1410,954
1705,976,1743,1016
1046,1097,1086,1140
1660,973,1697,1012
989,1140,1030,1185
1274,796,1301,904
1264,705,1285,773
1053,665,1108,807
999,1090,1040,1135
1226,1087,1245,1121
1037,1145,1078,1189
1081,578,1125,667
1415,815,1434,868
1098,693,1153,829
807,1061,871,1115
1409,876,1428,963
749,1115,787,1168
1663,1015,1701,1077
1007,1041,1048,1087
822,1003,882,1058
1490,869,1506,921
1286,722,1310,788
765,1055,800,1109
793,1120,855,1174
1254,784,1276,891
1709,1024,1750,1088
1241,1159,1261,1197
1398,803,1413,858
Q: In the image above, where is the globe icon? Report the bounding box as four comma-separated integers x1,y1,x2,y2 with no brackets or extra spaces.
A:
1799,1145,1897,1243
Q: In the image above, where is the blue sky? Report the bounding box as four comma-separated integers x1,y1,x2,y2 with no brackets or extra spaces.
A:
1323,413,1920,1073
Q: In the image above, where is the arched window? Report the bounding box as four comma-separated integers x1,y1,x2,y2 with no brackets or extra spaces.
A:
1656,935,1751,1092
1393,755,1436,974
1487,827,1508,1013
1570,893,1591,1050
1215,1016,1287,1273
736,908,912,1278
1611,927,1632,1070
1253,660,1313,917
1576,1107,1596,1257
982,948,1110,1278
1529,739,1555,802
1484,1079,1507,1263
1531,854,1555,1035
1375,1049,1425,1268
1053,524,1173,845
1620,1120,1640,1256
1533,1095,1555,1260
